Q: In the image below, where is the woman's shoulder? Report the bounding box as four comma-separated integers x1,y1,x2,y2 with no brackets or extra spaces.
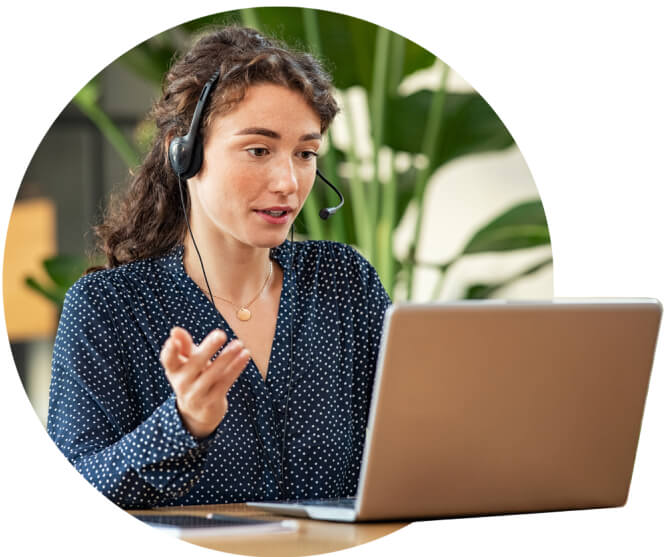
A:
285,240,383,293
65,250,172,303
282,239,369,267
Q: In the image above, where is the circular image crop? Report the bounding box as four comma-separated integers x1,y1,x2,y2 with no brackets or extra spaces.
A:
4,6,552,556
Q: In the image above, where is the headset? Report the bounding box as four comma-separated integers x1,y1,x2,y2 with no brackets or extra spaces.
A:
167,68,344,500
168,69,345,218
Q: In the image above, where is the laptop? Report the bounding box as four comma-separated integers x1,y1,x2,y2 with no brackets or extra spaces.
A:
247,299,662,522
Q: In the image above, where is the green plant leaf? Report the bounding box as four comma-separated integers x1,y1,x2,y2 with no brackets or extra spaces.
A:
462,256,553,299
24,277,64,306
74,79,100,108
119,41,175,85
464,283,499,299
384,91,514,173
43,255,90,288
244,8,435,90
462,200,550,254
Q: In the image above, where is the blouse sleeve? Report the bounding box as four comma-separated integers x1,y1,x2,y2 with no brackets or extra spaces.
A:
47,277,215,509
341,245,392,495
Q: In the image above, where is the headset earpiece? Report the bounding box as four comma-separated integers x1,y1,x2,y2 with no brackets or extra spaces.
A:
168,70,221,179
169,135,204,180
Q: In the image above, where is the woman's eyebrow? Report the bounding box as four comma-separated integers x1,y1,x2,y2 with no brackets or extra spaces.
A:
234,127,321,141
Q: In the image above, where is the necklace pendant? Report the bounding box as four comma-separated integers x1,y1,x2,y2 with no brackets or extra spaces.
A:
237,307,252,321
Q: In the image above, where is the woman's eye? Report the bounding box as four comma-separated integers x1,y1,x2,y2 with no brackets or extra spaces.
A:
246,147,269,157
298,151,318,161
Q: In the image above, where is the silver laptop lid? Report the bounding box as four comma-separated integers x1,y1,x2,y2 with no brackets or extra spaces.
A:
355,299,662,520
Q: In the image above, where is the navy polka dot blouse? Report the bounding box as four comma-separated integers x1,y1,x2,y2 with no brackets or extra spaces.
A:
47,240,391,509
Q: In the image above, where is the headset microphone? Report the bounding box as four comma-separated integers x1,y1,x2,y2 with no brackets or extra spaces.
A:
316,168,344,219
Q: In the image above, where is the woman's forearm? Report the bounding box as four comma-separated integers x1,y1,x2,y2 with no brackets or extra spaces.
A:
49,371,214,509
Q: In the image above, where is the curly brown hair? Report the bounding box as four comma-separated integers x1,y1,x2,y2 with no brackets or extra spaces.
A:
87,25,339,272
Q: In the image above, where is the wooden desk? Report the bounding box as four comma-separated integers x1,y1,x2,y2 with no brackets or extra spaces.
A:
131,504,407,556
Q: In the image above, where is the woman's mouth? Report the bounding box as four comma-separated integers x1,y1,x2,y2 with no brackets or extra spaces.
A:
254,208,291,224
261,209,287,217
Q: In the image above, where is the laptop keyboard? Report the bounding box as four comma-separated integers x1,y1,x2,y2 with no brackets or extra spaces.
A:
135,514,273,528
282,497,356,509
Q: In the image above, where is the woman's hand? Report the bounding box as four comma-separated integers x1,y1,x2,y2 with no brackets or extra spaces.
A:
160,327,250,439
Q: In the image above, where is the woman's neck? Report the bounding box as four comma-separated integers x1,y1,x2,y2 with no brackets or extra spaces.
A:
182,232,273,305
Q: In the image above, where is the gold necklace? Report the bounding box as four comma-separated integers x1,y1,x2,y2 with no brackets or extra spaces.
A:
196,260,273,321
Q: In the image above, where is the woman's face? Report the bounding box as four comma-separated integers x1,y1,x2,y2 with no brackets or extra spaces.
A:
187,83,323,249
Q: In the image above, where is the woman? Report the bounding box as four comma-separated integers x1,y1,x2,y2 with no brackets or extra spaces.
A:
47,26,390,509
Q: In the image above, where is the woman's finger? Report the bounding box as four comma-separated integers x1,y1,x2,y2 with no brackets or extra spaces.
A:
190,339,247,395
160,335,184,372
164,328,221,391
172,329,229,394
171,327,196,363
181,329,229,376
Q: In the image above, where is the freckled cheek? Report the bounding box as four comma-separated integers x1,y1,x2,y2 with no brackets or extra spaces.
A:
234,166,271,206
203,165,259,209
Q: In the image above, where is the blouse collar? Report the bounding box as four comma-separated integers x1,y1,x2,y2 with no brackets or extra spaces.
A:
160,240,294,277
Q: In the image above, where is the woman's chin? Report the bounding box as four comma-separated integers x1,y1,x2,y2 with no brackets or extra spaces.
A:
245,229,291,249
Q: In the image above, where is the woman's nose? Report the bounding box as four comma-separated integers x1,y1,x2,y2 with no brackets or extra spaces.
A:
271,156,299,195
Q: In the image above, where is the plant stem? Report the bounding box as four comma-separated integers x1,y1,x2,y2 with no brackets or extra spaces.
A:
406,61,449,299
239,8,261,29
302,7,321,55
73,96,140,170
343,93,373,259
387,34,406,97
369,27,391,265
378,149,397,295
376,35,405,296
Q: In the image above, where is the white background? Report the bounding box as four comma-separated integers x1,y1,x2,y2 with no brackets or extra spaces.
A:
1,1,669,556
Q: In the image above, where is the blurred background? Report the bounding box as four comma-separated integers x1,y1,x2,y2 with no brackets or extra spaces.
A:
2,7,552,425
